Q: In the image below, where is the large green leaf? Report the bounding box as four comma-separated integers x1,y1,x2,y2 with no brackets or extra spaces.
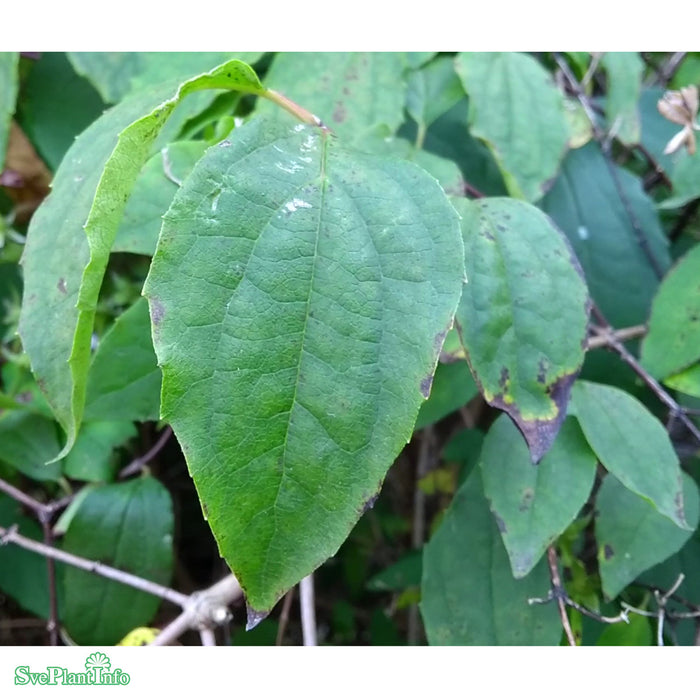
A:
455,52,569,202
601,52,643,145
481,415,597,578
255,53,407,141
15,53,107,172
571,380,688,529
0,52,18,169
113,141,208,256
19,59,264,459
453,197,589,462
420,470,561,645
641,244,700,379
84,298,161,422
541,143,671,328
143,115,465,616
61,476,174,645
596,472,699,600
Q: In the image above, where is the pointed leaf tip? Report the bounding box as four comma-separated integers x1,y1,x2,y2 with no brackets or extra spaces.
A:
245,605,269,631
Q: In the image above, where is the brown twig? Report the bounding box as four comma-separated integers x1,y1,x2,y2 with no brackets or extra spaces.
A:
546,546,577,646
408,427,433,645
586,324,647,350
275,588,295,645
0,524,189,608
652,52,687,87
119,425,173,479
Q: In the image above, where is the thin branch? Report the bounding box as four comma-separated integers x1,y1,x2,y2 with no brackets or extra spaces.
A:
653,52,687,87
40,518,59,646
275,588,295,646
408,426,433,645
586,324,647,350
554,53,666,279
0,524,189,608
299,574,317,646
119,426,173,479
669,199,700,242
151,575,242,646
199,628,217,646
546,546,577,646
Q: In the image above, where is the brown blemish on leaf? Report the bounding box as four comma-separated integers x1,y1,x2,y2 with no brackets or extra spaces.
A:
333,102,347,123
498,367,510,391
675,486,687,528
493,512,507,534
150,297,165,327
433,328,448,353
603,544,614,560
420,374,434,399
490,369,579,464
537,358,548,384
361,491,379,515
519,487,534,512
246,604,269,631
57,278,67,294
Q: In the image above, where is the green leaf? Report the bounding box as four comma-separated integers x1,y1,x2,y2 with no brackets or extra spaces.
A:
595,614,652,646
114,141,208,256
400,98,508,197
143,115,465,615
641,244,700,379
541,143,671,328
68,52,264,103
18,59,265,459
571,380,688,529
63,420,136,482
601,52,643,145
596,472,699,600
420,470,561,645
0,411,63,482
0,52,18,169
366,550,422,592
663,362,700,397
61,476,174,645
356,127,465,194
255,53,407,140
406,57,465,133
453,197,589,461
15,53,107,172
84,298,161,422
414,361,477,431
660,152,700,210
455,52,569,201
481,415,597,578
0,493,58,619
